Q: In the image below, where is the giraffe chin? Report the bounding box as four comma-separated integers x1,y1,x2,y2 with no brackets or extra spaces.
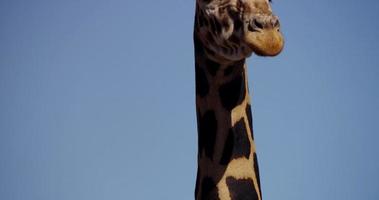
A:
244,29,284,57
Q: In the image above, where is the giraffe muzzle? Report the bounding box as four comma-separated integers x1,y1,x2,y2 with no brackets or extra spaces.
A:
243,15,284,56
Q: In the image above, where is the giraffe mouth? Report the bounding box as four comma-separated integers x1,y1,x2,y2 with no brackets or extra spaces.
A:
244,29,284,56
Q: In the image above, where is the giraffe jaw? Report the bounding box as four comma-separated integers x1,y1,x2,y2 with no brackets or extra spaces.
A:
244,29,284,57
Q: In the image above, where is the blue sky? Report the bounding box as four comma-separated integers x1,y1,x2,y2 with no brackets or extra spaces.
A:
1,0,378,200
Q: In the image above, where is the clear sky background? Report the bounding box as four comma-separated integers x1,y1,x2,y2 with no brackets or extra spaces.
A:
1,0,378,200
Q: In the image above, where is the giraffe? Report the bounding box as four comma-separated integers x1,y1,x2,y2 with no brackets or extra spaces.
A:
193,0,284,200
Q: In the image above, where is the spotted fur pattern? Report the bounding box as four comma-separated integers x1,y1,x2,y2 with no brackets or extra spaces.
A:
194,0,281,199
195,48,260,200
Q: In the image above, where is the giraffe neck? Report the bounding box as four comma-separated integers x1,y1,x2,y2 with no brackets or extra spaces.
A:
194,34,262,200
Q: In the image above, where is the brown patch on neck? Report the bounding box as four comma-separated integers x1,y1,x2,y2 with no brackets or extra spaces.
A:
195,52,261,199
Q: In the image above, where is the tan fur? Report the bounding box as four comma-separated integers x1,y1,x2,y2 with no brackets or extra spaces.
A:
194,0,283,199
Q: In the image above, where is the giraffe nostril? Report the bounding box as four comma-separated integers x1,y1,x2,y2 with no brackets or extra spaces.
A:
248,16,280,32
273,18,280,28
253,19,264,29
248,19,263,32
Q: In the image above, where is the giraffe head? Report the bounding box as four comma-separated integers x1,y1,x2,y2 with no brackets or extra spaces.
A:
195,0,284,62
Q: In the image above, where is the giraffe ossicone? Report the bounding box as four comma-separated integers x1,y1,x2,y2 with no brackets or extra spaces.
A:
194,0,283,199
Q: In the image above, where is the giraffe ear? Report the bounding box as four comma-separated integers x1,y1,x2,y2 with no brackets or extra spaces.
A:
220,16,234,38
